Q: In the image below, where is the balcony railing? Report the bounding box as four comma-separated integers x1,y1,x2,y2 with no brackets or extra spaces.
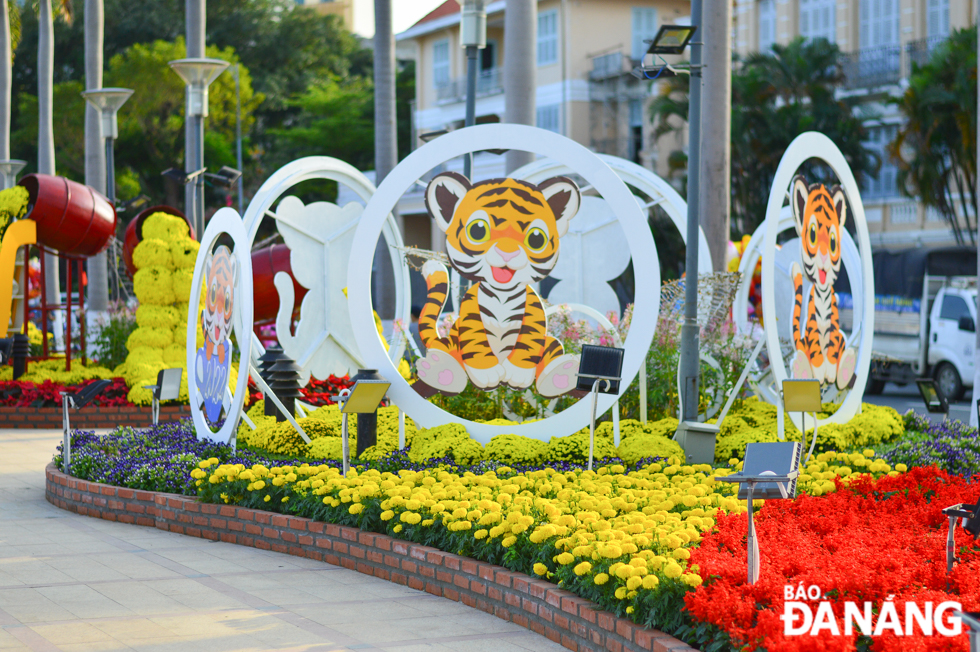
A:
840,36,949,89
435,68,503,103
590,51,629,80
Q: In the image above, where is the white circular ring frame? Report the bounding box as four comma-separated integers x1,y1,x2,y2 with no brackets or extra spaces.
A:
761,132,875,429
348,124,660,444
186,208,254,444
512,153,714,274
241,156,412,362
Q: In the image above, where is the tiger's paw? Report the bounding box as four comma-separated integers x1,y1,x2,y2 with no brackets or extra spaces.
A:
837,348,857,390
415,350,467,395
536,354,579,398
465,363,506,391
790,261,802,284
792,350,813,380
502,359,536,389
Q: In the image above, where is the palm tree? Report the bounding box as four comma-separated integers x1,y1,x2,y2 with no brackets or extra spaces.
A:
37,0,73,348
84,0,110,313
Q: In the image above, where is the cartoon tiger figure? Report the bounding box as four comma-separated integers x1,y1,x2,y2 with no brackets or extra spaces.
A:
789,175,857,390
415,173,581,397
202,245,238,365
196,245,239,422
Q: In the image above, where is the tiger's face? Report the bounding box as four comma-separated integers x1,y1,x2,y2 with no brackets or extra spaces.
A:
202,245,239,347
425,173,580,292
791,175,846,292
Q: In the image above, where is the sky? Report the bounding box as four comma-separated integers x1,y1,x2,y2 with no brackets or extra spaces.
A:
351,0,449,38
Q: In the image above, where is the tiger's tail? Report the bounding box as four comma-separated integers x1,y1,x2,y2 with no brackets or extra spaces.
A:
419,260,451,350
791,262,805,352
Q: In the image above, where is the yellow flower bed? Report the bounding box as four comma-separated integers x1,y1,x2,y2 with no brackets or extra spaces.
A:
194,450,902,614
0,358,115,384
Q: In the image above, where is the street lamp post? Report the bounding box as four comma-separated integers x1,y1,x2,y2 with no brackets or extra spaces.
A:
0,159,25,189
81,88,134,205
232,64,243,214
460,0,486,179
168,58,229,238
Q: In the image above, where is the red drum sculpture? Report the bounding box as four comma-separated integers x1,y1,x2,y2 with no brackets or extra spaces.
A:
19,174,116,258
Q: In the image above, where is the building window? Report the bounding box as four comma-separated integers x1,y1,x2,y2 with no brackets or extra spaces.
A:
433,39,450,88
758,0,775,52
480,40,497,72
862,125,899,200
537,10,558,65
631,7,658,61
860,0,899,48
629,100,643,164
800,0,835,43
927,0,950,39
537,104,560,134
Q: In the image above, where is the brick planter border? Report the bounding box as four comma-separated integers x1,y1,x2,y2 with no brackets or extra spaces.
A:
0,405,190,429
44,463,696,652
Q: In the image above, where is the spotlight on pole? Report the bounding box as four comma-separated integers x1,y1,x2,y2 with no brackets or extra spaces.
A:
81,88,135,205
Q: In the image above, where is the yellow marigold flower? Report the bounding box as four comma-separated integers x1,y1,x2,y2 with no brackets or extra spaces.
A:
681,573,703,587
380,510,395,521
615,565,632,580
664,561,683,579
263,495,271,503
533,563,548,576
602,544,623,559
593,573,609,585
555,552,575,565
474,529,488,540
614,587,627,599
896,463,907,473
672,548,691,560
349,503,364,515
626,576,642,591
501,536,517,548
421,519,434,527
573,562,592,576
641,575,659,590
393,524,403,533
626,606,634,614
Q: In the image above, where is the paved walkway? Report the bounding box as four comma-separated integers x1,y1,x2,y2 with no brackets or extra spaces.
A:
0,429,566,652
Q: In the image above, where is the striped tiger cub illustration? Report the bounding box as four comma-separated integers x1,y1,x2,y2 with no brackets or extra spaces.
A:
415,172,581,397
789,175,857,390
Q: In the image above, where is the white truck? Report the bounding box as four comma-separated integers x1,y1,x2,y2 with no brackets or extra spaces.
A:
840,247,977,400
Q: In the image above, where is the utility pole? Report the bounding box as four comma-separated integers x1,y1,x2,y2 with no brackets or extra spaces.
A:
373,0,399,318
185,0,204,235
678,0,703,424
461,1,487,178
700,0,731,271
504,0,536,173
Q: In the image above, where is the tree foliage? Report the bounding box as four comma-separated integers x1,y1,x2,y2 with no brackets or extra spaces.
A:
650,37,876,236
890,27,977,245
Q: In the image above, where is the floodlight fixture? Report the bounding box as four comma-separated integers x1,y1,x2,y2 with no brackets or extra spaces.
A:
337,378,391,476
80,88,134,139
460,0,487,49
782,379,821,465
916,377,948,414
717,441,802,584
645,25,697,56
576,345,624,471
143,368,183,425
0,159,26,189
419,129,449,143
168,58,230,117
162,167,206,185
205,166,242,188
60,379,113,475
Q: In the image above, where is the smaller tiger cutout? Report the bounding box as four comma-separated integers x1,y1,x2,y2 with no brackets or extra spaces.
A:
789,175,857,390
415,173,581,397
196,245,239,423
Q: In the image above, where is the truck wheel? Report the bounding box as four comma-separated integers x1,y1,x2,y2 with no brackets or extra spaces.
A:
935,363,964,402
865,379,886,395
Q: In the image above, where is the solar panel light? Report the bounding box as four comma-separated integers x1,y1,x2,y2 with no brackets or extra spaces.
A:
917,377,949,414
631,24,697,80
576,344,624,471
942,501,980,576
162,167,206,185
782,379,821,466
60,379,113,476
143,368,183,426
717,441,802,584
205,166,242,188
337,377,391,477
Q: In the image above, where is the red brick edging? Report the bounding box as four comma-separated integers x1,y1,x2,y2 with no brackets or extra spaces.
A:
44,463,697,652
1,405,190,429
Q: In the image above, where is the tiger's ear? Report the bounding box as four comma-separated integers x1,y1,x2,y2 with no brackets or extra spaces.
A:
425,172,471,234
831,185,847,230
790,176,809,236
538,176,581,238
